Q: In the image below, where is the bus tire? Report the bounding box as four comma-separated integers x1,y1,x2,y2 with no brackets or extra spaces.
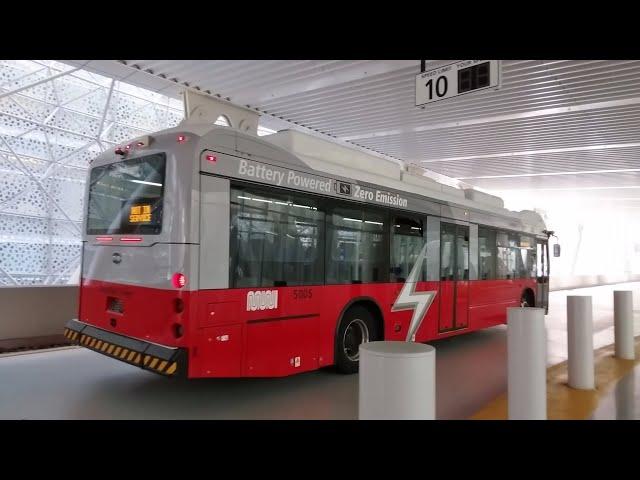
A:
335,305,378,374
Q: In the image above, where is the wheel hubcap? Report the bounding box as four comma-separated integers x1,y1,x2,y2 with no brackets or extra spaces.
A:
343,318,370,362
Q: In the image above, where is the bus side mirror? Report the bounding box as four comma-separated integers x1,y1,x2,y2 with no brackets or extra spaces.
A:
553,244,561,257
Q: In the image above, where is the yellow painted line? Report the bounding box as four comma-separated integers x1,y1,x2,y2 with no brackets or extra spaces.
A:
114,347,122,356
470,337,640,420
89,338,97,348
80,335,86,344
119,349,129,359
127,351,136,361
134,353,142,364
95,341,103,350
107,345,115,355
72,332,79,340
149,358,159,369
166,362,177,375
157,360,168,372
143,355,150,366
101,343,109,352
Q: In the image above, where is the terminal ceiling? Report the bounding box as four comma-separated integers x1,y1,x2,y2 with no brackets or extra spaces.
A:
66,60,640,210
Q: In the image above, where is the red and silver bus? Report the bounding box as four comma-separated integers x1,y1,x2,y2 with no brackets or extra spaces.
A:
65,121,553,378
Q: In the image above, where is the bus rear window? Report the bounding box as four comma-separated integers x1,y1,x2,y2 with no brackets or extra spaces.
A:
86,154,166,235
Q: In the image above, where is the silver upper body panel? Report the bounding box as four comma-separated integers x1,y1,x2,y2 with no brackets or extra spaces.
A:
87,123,547,241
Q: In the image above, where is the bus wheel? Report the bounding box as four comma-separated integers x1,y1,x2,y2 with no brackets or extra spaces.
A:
335,305,377,374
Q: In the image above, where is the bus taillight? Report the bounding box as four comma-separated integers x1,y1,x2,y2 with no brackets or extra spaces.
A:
177,134,187,143
172,273,187,289
206,154,217,163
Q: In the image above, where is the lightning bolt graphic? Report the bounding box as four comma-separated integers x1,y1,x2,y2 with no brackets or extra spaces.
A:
391,242,437,342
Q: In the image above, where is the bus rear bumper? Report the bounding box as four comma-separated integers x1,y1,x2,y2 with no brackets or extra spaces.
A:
64,319,187,377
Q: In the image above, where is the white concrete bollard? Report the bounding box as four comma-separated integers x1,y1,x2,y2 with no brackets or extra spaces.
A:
359,341,435,420
507,307,547,420
567,295,595,390
614,290,635,360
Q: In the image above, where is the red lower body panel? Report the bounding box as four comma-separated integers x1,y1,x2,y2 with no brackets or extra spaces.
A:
78,278,538,378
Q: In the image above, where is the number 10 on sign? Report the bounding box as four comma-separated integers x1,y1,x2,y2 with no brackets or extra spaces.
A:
415,60,501,106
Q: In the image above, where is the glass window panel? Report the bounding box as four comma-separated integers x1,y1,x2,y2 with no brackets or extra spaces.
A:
456,226,469,280
87,154,166,235
230,187,324,288
478,227,496,280
326,205,388,284
440,223,456,281
391,216,426,282
497,246,517,279
496,231,509,247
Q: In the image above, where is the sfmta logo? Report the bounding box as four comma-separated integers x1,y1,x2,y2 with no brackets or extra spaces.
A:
246,290,279,311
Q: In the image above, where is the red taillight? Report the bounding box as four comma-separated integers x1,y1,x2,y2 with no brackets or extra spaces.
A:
96,236,113,242
177,134,187,143
121,237,142,243
125,144,132,151
172,273,187,289
206,154,217,163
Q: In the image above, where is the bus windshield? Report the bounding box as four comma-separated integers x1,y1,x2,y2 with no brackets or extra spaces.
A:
86,153,166,235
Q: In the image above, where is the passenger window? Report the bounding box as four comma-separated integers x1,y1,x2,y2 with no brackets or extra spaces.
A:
478,227,496,280
440,223,456,281
518,235,536,278
391,216,426,283
496,230,516,279
230,187,324,288
326,205,388,284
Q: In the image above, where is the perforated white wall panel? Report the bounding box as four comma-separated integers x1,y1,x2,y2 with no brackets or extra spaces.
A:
0,60,184,286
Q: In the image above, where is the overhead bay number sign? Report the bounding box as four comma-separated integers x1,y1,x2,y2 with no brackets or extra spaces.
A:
415,60,501,106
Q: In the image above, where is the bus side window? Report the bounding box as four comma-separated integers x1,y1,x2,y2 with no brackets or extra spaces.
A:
496,231,511,280
478,227,496,280
229,187,324,288
518,235,535,279
390,216,425,283
325,204,389,284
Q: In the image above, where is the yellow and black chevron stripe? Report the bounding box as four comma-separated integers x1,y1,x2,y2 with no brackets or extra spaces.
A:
64,327,179,376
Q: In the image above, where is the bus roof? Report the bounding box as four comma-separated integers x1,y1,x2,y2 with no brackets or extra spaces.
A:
96,122,547,237
263,129,546,237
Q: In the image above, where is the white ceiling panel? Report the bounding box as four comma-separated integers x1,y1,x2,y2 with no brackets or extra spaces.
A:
63,59,640,207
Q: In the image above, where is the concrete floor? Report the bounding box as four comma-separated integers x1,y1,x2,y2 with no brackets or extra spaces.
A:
1,282,639,420
590,365,640,420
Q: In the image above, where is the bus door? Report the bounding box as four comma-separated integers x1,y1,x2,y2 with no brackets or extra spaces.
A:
439,222,470,332
536,240,550,313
